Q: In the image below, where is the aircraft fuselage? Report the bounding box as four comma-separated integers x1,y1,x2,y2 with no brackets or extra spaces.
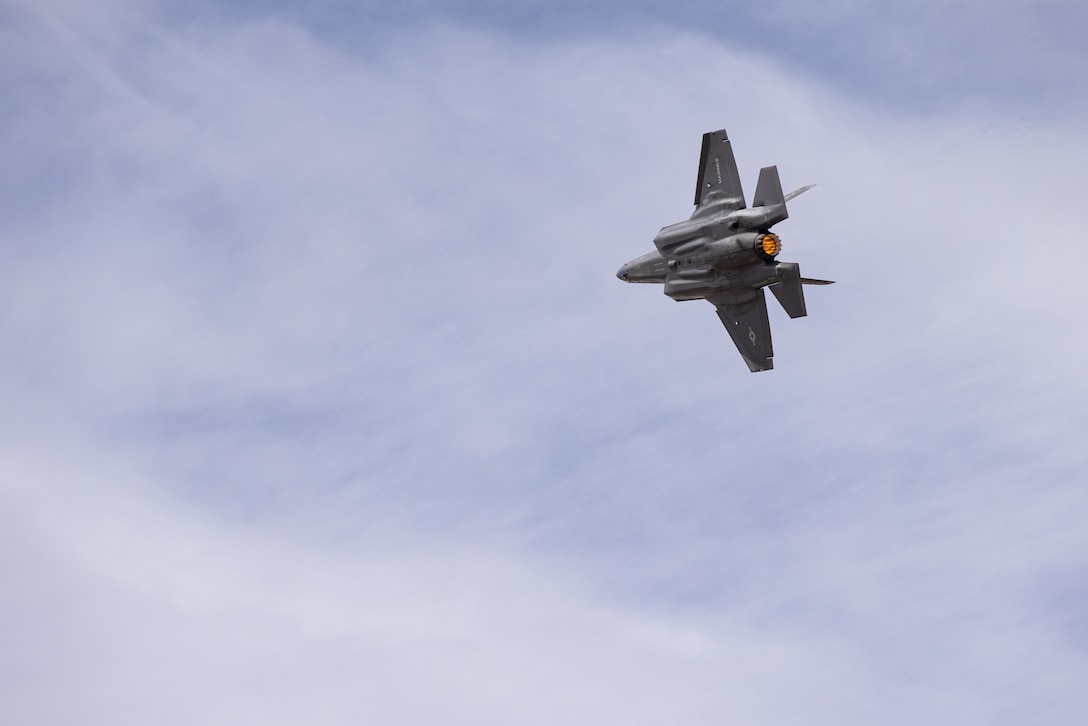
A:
614,128,832,372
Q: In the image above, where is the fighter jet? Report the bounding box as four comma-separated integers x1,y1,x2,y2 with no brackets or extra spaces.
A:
616,129,833,372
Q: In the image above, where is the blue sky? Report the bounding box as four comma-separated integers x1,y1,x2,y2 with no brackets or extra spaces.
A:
2,1,1087,724
182,0,1088,113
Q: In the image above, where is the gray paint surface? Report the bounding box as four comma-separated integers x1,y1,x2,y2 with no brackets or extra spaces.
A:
617,129,832,372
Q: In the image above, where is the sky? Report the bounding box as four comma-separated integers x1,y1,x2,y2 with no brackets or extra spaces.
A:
2,0,1088,723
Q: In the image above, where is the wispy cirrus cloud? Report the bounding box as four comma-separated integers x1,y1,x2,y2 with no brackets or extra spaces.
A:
1,2,1087,723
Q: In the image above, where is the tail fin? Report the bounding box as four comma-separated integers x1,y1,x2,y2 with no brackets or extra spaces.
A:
751,166,789,227
752,165,785,208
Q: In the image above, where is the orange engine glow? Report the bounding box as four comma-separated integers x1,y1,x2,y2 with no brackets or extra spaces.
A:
760,233,781,257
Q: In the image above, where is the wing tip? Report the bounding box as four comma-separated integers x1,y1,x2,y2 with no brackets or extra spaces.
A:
745,358,774,372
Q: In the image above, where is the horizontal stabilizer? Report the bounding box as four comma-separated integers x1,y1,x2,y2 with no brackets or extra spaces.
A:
770,262,833,318
784,184,815,202
769,279,807,319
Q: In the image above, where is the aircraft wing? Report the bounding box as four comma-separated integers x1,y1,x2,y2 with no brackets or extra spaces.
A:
693,129,746,213
707,289,774,372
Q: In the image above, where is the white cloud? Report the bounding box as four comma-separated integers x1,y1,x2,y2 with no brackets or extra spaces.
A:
1,2,1087,724
1,442,884,725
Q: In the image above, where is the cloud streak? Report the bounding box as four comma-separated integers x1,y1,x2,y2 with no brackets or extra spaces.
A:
1,2,1087,724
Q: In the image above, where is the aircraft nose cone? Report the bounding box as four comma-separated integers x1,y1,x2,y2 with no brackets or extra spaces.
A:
616,265,628,281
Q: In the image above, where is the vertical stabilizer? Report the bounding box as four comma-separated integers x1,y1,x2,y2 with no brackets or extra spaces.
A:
752,165,785,208
752,165,788,227
693,130,745,212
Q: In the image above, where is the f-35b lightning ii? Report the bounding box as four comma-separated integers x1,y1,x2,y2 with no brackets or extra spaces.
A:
616,129,833,372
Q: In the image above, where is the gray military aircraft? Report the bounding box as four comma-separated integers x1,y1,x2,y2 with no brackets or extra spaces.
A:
616,129,833,372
